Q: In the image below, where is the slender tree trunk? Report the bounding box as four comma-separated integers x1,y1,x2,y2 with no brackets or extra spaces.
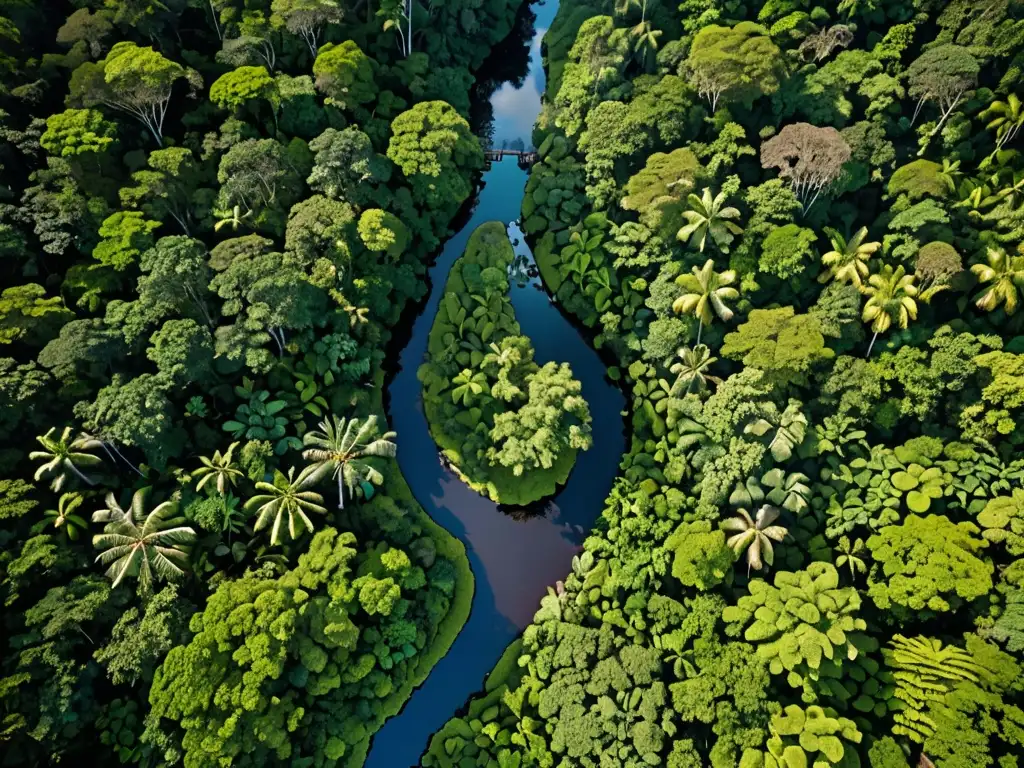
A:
338,472,345,510
107,440,144,476
866,330,879,358
76,625,95,645
925,91,965,143
695,318,703,346
68,463,96,486
911,97,926,125
207,0,222,40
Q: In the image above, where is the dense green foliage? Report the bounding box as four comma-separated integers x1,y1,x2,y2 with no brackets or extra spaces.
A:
419,222,593,505
417,0,1024,766
6,0,1024,764
0,0,529,762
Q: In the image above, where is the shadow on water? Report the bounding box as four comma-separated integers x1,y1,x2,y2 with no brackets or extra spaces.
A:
367,2,628,765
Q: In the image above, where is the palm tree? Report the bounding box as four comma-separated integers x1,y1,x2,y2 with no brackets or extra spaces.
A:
861,265,919,357
677,188,744,253
213,204,252,232
937,158,963,193
631,21,662,70
614,0,647,21
30,427,104,492
721,505,789,573
993,168,1024,210
302,414,398,509
244,466,328,545
820,226,880,288
835,536,867,581
482,342,516,369
669,344,721,395
980,93,1024,148
971,247,1024,315
45,492,88,541
192,442,244,495
92,488,196,593
672,259,740,344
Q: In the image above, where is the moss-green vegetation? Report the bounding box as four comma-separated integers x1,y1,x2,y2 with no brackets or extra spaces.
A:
0,0,527,763
417,0,1024,766
418,222,593,505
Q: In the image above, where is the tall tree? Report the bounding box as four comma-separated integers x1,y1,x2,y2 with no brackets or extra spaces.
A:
68,42,188,146
906,44,979,147
39,109,117,159
244,465,327,544
672,259,740,344
386,101,482,210
307,126,392,207
270,0,342,58
209,65,279,117
980,94,1024,149
30,426,104,491
820,226,880,288
722,505,789,572
861,264,919,357
119,147,207,235
971,247,1024,316
302,414,397,508
93,487,195,594
761,123,851,210
312,41,377,112
677,188,744,253
685,22,782,111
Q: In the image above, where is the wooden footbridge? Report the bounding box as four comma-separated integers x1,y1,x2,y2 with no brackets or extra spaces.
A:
483,148,539,169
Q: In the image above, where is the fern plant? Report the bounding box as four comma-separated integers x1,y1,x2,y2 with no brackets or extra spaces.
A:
883,634,982,742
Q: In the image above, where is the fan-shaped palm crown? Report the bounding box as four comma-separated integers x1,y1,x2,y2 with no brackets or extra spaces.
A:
45,492,88,541
192,442,244,495
672,259,739,342
302,414,397,509
860,265,919,357
92,488,195,593
980,93,1024,147
721,505,789,572
862,264,918,332
971,247,1024,315
669,344,721,395
244,465,327,546
30,426,104,492
677,188,744,253
820,226,880,288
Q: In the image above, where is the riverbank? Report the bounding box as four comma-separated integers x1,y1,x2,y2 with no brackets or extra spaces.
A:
348,375,475,766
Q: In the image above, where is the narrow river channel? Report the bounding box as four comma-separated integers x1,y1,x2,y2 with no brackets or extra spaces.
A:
368,2,628,763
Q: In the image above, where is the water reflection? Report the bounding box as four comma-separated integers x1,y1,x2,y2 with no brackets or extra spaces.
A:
431,469,578,627
365,1,627,764
489,30,547,149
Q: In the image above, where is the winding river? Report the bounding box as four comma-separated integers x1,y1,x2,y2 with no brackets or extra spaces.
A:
369,2,627,764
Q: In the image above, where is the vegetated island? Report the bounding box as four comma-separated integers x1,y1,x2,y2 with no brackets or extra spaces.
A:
418,221,594,506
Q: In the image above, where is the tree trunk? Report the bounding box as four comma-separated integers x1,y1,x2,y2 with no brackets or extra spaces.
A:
69,462,96,486
337,472,345,510
866,329,879,358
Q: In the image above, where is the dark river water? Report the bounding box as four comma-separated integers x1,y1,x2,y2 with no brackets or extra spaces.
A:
368,2,627,764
